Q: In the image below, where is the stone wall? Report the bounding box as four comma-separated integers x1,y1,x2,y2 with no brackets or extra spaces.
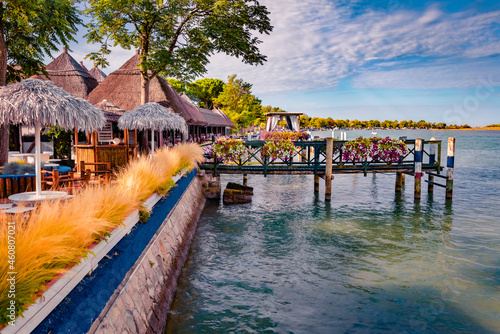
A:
88,175,206,334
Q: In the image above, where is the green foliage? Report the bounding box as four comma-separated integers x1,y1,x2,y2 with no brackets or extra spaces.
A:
167,78,187,94
46,126,72,159
84,0,273,81
0,0,81,83
139,206,151,223
187,78,224,109
214,75,263,130
487,124,500,127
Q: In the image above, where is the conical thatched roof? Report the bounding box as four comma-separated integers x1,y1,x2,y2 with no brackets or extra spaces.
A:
87,53,207,126
180,93,234,128
79,61,90,73
118,102,186,132
0,79,106,132
89,66,108,83
41,47,98,98
96,99,125,122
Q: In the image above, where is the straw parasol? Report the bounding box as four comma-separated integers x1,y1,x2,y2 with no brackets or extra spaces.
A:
118,102,187,157
0,78,106,198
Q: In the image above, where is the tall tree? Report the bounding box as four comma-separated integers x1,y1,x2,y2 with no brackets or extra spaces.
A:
0,0,81,165
187,78,224,109
214,74,262,131
85,0,272,106
167,78,187,94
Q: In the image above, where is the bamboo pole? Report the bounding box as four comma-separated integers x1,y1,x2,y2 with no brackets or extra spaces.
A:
446,137,455,199
325,138,333,201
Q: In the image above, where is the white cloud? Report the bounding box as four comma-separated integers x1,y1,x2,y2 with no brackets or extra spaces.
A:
352,59,500,89
204,1,500,93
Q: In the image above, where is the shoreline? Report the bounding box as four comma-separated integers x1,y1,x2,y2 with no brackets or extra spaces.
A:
430,127,500,131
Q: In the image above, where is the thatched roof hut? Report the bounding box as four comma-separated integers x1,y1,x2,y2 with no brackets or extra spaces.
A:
87,52,207,126
41,47,98,98
95,99,125,122
180,93,234,128
89,66,108,83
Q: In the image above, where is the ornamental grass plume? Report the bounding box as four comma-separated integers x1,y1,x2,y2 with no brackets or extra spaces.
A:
0,142,204,326
115,155,166,202
0,185,137,325
171,143,204,172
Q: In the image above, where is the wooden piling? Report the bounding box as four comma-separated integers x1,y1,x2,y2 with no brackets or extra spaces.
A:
325,138,333,201
395,172,403,192
428,139,437,193
446,137,455,199
314,174,319,193
414,138,423,200
243,174,248,186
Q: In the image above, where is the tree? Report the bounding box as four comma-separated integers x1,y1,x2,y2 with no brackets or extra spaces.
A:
0,0,81,165
214,74,262,131
187,78,224,109
167,78,187,94
85,0,272,107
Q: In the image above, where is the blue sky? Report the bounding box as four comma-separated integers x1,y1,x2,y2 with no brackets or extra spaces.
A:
65,0,500,126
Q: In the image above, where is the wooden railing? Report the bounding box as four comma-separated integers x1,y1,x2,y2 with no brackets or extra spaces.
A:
200,139,442,176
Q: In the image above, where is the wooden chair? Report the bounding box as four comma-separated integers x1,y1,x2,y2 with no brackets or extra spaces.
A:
79,161,112,185
41,169,89,193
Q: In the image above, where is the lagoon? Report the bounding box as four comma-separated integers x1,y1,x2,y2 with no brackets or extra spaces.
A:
166,130,500,333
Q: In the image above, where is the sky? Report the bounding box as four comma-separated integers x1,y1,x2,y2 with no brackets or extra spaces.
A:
64,0,500,126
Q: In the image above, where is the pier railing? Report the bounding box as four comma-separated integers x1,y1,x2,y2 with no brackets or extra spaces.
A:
200,139,442,176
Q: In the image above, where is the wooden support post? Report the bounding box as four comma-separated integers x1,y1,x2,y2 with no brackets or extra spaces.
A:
414,138,423,200
428,138,437,193
314,174,319,193
402,173,406,184
325,137,333,201
446,137,455,199
395,172,403,192
243,174,248,186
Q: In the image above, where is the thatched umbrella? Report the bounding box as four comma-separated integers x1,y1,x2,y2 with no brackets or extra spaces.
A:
118,102,187,157
0,78,106,198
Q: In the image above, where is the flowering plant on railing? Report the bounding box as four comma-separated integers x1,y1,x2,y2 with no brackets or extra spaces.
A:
214,138,248,163
342,137,408,164
202,144,215,161
261,131,309,141
261,138,295,163
371,137,408,163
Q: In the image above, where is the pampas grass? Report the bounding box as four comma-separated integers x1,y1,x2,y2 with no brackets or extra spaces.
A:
0,143,203,325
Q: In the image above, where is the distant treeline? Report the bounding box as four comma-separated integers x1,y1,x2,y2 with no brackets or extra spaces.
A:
299,117,471,129
487,124,500,127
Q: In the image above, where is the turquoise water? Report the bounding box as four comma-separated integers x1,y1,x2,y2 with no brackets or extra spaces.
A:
166,130,500,333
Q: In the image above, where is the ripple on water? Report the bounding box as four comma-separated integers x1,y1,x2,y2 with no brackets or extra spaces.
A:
167,132,500,333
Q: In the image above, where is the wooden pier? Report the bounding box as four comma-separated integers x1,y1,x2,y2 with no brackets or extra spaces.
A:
200,137,456,201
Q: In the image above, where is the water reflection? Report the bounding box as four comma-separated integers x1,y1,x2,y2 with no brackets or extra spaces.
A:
167,161,499,333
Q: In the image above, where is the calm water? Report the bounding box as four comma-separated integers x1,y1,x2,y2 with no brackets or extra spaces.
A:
166,130,500,333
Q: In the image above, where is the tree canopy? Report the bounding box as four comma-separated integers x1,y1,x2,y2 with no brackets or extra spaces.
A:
188,78,224,109
85,0,273,104
0,0,81,164
214,74,264,130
